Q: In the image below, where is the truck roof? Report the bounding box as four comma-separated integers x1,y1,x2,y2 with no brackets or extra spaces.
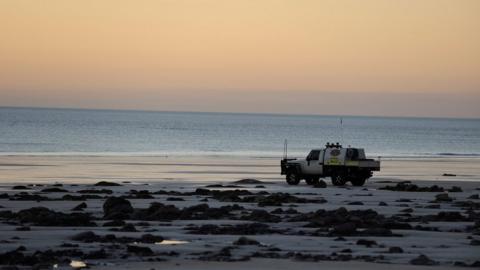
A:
310,147,364,151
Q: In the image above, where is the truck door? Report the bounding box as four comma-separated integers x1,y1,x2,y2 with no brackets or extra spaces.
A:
304,150,324,174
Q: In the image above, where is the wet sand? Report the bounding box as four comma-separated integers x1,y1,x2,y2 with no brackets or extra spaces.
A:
0,155,479,269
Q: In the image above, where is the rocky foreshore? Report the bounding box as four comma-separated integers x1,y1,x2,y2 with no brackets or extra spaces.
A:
0,179,479,269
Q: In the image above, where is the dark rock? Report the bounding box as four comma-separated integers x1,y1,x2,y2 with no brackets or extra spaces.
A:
198,246,237,261
380,183,444,192
431,211,467,222
356,239,377,247
470,239,480,246
62,194,102,201
284,208,298,214
84,249,107,259
16,207,95,226
454,200,480,210
361,228,394,236
234,179,264,184
331,222,357,236
125,190,154,199
271,208,284,214
72,202,87,211
401,208,413,213
205,184,243,188
133,202,239,221
442,173,456,177
72,231,162,245
103,197,133,219
295,207,410,234
135,221,150,227
233,236,260,245
9,193,51,201
187,223,277,235
241,210,281,223
117,223,137,232
347,201,364,205
471,261,480,267
388,246,403,253
313,180,327,188
135,202,182,220
40,188,68,193
194,188,211,195
468,194,479,200
205,184,225,188
211,189,253,202
435,193,453,202
71,231,100,242
410,254,436,265
255,185,266,188
140,234,163,244
378,202,388,206
127,245,154,256
448,186,462,192
103,220,126,227
12,186,28,190
32,263,51,269
94,181,122,186
166,197,184,201
15,226,30,231
78,189,113,194
414,225,439,232
1,266,20,270
59,243,79,248
257,193,323,207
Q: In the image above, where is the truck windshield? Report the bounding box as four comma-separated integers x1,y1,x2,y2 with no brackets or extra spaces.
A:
307,150,320,160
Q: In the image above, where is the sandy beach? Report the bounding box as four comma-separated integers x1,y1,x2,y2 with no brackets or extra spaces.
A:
0,155,479,269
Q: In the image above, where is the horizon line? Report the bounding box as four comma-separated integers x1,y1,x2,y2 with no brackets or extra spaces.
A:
1,105,479,121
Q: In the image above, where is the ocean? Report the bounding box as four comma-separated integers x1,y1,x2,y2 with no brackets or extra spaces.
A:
0,107,479,158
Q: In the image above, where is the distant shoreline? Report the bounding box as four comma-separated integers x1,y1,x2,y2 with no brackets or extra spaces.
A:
2,105,480,120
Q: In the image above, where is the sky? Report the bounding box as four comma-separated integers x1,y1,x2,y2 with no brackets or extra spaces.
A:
0,0,479,118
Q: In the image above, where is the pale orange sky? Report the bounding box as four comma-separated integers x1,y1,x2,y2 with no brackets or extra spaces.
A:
0,0,479,117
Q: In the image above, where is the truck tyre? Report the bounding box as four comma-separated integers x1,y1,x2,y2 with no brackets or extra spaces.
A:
286,173,300,185
305,176,320,185
331,173,347,186
350,177,366,186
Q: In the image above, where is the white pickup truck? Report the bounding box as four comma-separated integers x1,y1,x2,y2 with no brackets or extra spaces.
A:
280,143,380,186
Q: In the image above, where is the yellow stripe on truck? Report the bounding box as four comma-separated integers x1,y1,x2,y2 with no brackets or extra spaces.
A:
326,158,341,165
345,161,359,166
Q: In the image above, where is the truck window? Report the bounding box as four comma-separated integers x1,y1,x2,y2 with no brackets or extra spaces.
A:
308,150,320,160
346,148,359,160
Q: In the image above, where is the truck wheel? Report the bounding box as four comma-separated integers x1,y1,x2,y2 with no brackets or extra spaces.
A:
331,174,347,186
305,177,320,185
286,173,300,185
350,177,367,186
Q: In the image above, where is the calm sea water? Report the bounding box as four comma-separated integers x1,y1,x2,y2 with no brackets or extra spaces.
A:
0,107,479,158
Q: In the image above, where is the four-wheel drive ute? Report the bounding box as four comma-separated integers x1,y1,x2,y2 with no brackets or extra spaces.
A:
281,143,380,186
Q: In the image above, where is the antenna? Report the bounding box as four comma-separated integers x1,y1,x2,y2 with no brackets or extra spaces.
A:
283,139,288,159
340,117,344,145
